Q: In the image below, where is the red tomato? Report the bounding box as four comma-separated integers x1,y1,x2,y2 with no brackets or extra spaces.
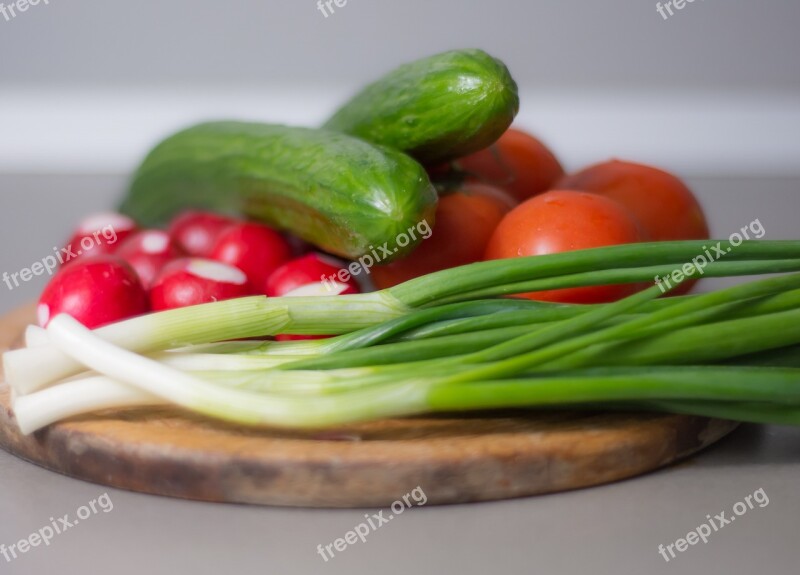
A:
453,128,564,203
555,159,709,242
484,190,644,303
371,183,517,289
556,160,709,296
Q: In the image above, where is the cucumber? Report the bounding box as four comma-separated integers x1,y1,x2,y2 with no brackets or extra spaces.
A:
323,49,519,165
120,122,437,261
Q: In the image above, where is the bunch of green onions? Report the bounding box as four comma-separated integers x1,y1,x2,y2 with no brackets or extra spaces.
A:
7,239,800,434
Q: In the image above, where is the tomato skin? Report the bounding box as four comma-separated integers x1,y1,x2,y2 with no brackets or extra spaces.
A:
484,190,644,304
453,128,564,203
371,183,517,289
555,159,709,242
556,160,709,296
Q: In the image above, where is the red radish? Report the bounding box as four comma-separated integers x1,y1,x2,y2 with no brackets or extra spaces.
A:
168,211,238,257
62,212,138,265
265,253,360,297
149,258,251,311
274,281,352,342
115,229,185,288
210,222,292,291
38,255,148,329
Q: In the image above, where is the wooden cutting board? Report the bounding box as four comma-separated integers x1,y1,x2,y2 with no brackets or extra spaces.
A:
0,305,738,507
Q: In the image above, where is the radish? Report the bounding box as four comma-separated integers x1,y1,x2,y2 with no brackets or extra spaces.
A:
38,255,148,329
150,258,251,311
62,212,138,265
168,211,238,257
265,253,360,297
116,229,185,288
210,222,292,292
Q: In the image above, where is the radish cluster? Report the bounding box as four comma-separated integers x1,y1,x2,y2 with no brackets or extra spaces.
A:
38,210,360,331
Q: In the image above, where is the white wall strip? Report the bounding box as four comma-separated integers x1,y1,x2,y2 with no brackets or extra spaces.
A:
1,87,798,177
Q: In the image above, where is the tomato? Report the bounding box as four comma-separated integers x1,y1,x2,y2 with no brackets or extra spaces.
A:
555,159,709,242
484,190,644,303
452,127,564,203
371,183,517,289
556,160,709,296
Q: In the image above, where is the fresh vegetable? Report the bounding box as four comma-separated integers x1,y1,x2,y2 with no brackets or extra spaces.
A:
209,222,291,292
37,256,148,329
9,239,800,422
116,229,185,288
273,280,356,342
449,127,564,202
120,122,438,261
557,160,709,296
62,212,137,265
11,246,800,433
12,48,800,438
149,258,251,311
556,159,709,242
372,183,516,289
167,210,238,257
323,49,519,165
266,253,359,297
484,190,644,303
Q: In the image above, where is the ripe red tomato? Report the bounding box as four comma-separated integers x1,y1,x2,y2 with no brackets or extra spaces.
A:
484,190,644,303
556,159,709,242
556,160,709,296
371,183,517,289
452,127,564,203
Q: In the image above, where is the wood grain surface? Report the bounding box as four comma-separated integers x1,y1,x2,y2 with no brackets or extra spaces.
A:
0,305,738,507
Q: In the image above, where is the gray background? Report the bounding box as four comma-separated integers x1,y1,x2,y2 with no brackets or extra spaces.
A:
1,0,799,91
2,1,800,574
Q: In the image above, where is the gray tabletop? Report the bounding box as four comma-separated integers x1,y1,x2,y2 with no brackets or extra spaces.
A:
1,175,799,575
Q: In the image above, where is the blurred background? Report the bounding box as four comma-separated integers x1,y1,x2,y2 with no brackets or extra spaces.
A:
0,0,799,311
2,6,800,575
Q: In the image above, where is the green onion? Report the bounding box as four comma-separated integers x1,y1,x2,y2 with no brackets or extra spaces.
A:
9,240,800,434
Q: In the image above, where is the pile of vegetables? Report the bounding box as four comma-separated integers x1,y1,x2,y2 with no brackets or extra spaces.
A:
8,48,800,434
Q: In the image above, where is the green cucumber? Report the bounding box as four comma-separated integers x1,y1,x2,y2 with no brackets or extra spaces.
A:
323,49,519,165
120,122,437,260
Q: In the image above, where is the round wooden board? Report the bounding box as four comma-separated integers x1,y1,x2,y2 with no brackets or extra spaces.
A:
0,305,738,507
